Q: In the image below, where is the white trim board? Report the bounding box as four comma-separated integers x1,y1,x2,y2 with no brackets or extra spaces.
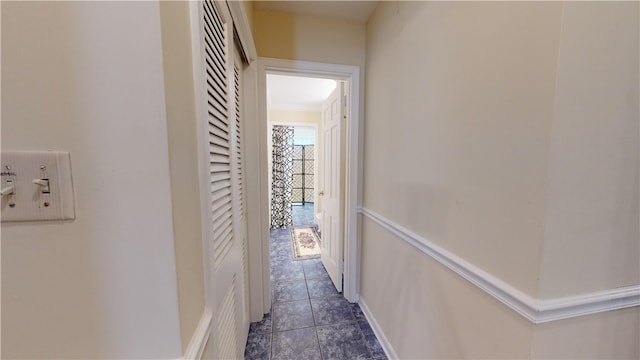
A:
226,0,257,63
359,297,398,360
358,207,640,324
182,308,213,360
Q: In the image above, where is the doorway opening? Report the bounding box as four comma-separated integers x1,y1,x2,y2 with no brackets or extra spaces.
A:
266,73,345,292
267,74,334,226
255,58,361,316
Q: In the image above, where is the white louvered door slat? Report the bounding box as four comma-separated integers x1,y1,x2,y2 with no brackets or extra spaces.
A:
203,1,232,272
199,1,249,358
232,39,251,329
198,0,250,359
217,276,239,360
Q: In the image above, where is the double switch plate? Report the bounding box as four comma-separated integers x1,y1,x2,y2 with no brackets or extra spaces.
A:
1,151,75,222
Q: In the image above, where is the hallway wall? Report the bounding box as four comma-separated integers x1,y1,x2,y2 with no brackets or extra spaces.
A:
532,3,639,357
1,1,183,358
362,1,639,359
253,9,365,67
159,0,206,354
536,1,639,299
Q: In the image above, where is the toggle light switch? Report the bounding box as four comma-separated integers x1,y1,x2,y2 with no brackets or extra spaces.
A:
1,179,15,196
32,178,51,193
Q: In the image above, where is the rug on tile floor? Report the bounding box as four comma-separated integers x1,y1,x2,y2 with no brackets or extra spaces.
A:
290,227,321,259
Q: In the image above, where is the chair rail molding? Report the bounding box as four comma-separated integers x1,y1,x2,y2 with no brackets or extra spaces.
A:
358,207,640,324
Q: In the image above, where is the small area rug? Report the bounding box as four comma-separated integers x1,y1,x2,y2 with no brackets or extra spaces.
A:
290,227,321,260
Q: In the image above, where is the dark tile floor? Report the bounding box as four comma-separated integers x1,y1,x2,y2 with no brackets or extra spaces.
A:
291,203,316,227
245,205,386,360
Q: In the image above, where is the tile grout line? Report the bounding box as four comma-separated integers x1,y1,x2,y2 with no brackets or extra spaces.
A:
303,257,325,360
255,214,383,360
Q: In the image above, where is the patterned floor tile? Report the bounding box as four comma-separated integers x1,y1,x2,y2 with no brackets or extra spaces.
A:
310,296,355,326
274,280,309,303
292,204,315,227
271,262,305,282
358,320,386,358
271,228,290,240
270,244,292,260
317,323,371,360
247,223,388,360
350,302,366,321
302,259,331,280
269,229,290,241
306,277,340,298
271,327,321,360
276,258,298,268
273,299,314,332
249,313,272,335
244,332,271,360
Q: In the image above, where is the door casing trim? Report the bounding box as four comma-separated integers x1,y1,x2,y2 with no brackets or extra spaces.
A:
256,57,361,310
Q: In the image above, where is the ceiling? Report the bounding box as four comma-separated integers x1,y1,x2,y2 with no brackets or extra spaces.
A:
267,74,337,112
253,1,378,25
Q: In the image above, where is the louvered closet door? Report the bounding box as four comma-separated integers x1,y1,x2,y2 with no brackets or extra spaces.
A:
200,1,248,358
232,40,251,333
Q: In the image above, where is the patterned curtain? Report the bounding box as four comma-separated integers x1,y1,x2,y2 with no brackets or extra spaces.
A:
271,126,294,228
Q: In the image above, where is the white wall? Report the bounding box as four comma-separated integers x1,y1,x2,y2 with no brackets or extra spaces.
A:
1,1,182,358
363,1,639,359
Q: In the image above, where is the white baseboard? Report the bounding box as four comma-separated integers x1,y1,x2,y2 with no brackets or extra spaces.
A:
358,207,640,324
358,297,398,360
182,308,213,360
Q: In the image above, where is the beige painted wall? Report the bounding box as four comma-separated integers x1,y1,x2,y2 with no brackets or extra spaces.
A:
538,1,639,298
365,1,562,298
159,1,206,354
1,1,182,358
532,307,640,359
361,219,533,359
532,3,639,357
253,9,365,67
363,1,639,359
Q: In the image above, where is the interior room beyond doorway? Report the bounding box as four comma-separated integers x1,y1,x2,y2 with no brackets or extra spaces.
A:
267,74,337,234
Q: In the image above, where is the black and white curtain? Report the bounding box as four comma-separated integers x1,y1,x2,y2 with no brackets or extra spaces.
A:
271,125,294,228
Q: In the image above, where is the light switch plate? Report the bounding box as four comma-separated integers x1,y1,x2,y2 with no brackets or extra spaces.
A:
1,151,75,222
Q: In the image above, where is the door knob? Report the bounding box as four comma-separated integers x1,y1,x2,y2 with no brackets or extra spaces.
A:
319,191,324,196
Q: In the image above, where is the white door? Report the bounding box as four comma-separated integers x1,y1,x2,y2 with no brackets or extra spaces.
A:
321,84,345,292
198,1,248,358
232,37,251,354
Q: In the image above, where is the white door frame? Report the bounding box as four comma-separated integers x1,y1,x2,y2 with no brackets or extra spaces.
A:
257,57,361,304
